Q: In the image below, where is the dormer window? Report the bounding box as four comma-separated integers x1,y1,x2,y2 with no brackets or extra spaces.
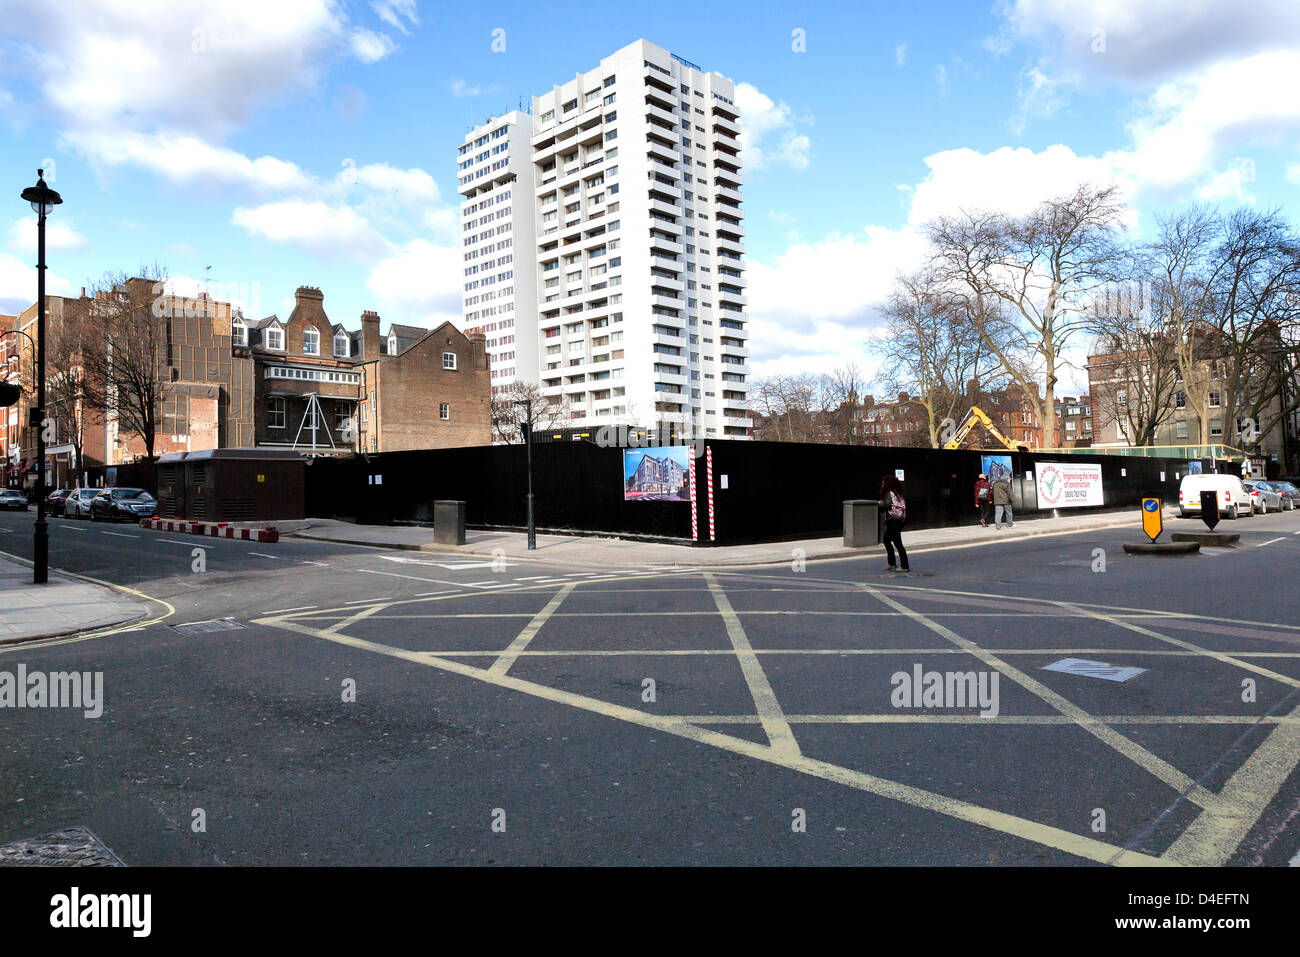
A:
387,335,397,355
334,332,349,357
232,318,247,346
265,327,283,351
303,327,320,355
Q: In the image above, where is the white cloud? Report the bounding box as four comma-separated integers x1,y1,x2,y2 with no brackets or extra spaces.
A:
450,79,499,97
231,201,391,260
5,0,393,140
746,143,1145,379
6,217,90,254
371,0,418,33
1009,65,1068,134
895,43,907,66
350,28,395,64
0,252,74,315
993,0,1300,84
365,240,464,326
934,65,950,97
64,129,314,193
746,228,931,377
1111,50,1300,192
1195,159,1258,204
734,82,812,171
907,145,1138,227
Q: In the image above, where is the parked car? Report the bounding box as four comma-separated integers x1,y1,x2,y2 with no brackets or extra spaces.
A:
1243,480,1284,514
1178,473,1252,519
64,488,98,519
0,489,29,511
89,487,157,522
1272,480,1300,510
45,488,71,511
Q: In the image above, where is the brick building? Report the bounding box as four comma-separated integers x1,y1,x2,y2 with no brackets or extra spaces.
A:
5,282,491,477
136,282,255,461
4,292,110,488
354,311,490,452
1053,395,1093,447
242,287,490,453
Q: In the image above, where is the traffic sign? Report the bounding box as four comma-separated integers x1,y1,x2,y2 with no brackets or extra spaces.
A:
1141,497,1162,543
1201,491,1220,530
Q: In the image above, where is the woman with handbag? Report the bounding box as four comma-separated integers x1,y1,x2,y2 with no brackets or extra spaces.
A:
878,474,909,573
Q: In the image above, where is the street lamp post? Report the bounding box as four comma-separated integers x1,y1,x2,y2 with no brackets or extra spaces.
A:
20,170,63,585
513,398,535,550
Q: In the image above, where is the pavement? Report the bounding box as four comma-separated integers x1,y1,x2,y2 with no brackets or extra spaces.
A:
287,505,1180,566
0,554,153,644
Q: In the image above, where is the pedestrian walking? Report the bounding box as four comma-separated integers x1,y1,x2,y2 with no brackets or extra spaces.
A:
974,473,993,527
992,474,1014,529
879,474,909,572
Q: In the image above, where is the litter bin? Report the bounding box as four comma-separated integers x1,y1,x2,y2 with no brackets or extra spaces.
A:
843,499,880,547
434,500,467,546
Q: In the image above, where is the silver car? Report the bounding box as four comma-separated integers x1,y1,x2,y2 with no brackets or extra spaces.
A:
1243,480,1284,514
1268,480,1299,510
64,488,98,519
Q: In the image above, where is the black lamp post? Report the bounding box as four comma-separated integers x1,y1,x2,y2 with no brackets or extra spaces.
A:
513,398,535,550
20,170,62,585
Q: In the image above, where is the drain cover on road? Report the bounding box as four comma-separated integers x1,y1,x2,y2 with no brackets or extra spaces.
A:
1042,657,1146,682
0,826,125,866
170,618,246,635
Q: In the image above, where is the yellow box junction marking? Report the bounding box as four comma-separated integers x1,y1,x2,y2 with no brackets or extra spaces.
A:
250,567,1300,867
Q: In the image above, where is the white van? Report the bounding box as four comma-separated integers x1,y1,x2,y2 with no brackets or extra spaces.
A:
1178,473,1252,519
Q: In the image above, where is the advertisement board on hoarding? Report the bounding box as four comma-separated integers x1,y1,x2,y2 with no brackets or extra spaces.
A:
981,455,1013,483
1035,462,1103,509
623,446,691,502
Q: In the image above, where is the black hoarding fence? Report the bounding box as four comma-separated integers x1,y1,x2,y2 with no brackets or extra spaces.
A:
305,439,1194,546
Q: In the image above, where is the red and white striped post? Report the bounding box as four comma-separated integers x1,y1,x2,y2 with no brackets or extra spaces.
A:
705,446,716,541
689,446,699,541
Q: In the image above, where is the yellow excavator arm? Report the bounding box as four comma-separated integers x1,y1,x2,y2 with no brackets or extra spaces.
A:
943,406,1022,451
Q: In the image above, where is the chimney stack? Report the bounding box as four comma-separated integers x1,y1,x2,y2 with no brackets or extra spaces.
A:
360,310,381,359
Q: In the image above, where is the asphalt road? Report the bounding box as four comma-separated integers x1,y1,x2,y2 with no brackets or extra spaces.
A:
1,507,1299,866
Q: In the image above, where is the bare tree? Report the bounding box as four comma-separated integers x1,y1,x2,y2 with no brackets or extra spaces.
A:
873,268,1010,447
45,303,98,475
80,268,171,462
1205,208,1300,452
1086,282,1180,447
490,380,576,443
928,184,1129,447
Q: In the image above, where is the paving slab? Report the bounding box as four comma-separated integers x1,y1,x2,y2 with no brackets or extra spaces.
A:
0,556,151,645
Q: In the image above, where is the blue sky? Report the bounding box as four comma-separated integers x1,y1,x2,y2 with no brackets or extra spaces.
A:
3,0,1300,394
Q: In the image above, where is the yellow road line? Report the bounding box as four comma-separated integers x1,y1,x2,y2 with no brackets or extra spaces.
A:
866,586,1223,812
323,602,390,636
489,583,575,676
704,572,800,758
1055,601,1300,690
0,548,175,654
257,611,1170,867
1163,700,1300,866
678,713,1300,725
254,567,703,624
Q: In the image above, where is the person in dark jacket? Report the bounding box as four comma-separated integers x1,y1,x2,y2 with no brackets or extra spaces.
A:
879,474,909,572
992,475,1014,529
974,474,993,527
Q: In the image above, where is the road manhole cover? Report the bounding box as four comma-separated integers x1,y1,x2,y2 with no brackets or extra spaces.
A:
170,619,246,636
0,826,125,866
